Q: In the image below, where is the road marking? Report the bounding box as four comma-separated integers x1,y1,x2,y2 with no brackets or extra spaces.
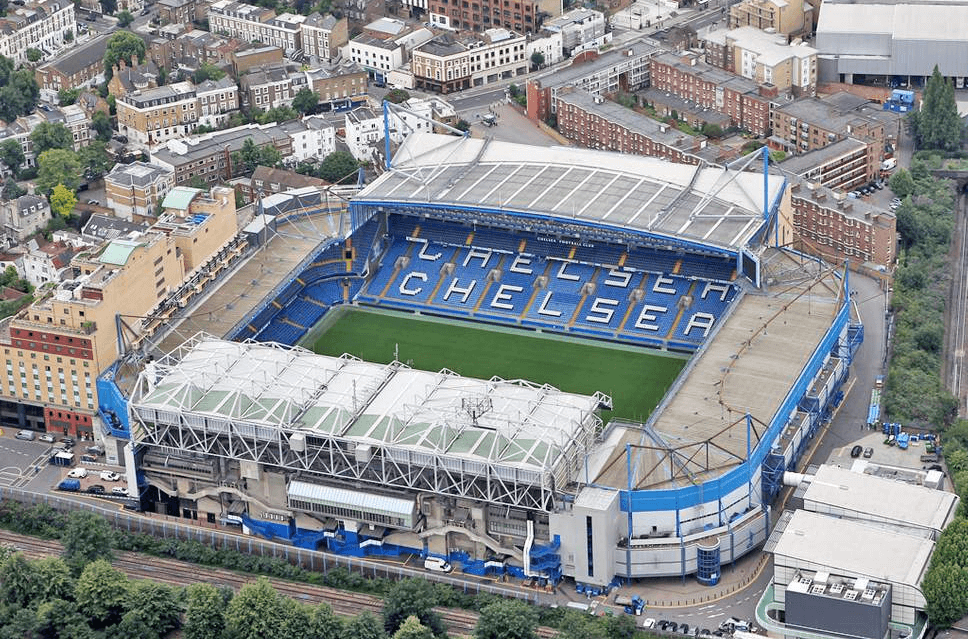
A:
708,612,725,619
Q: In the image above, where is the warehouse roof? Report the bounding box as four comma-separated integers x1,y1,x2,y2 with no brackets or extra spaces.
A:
768,509,934,591
818,1,968,42
356,132,785,252
801,464,958,535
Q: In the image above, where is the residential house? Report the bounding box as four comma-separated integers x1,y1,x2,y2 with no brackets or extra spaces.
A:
543,7,607,57
729,0,811,37
701,26,817,97
104,161,176,222
233,164,329,204
301,12,348,64
116,79,239,147
411,28,528,94
22,238,74,287
34,34,111,101
0,0,75,66
0,195,51,242
347,18,433,84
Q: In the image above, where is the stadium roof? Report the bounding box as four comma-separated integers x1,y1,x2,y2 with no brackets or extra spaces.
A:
768,509,933,593
354,133,785,253
131,335,603,482
800,464,958,535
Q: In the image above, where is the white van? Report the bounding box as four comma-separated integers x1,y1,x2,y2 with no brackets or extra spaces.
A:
423,556,452,573
881,157,897,171
15,430,35,441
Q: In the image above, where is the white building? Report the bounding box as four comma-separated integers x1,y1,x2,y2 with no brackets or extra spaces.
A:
209,0,305,54
0,195,51,243
526,31,563,68
343,99,439,162
278,116,337,163
411,28,528,93
0,0,75,66
346,20,433,84
195,77,241,128
543,7,608,57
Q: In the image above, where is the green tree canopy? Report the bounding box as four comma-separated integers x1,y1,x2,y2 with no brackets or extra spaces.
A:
100,0,117,15
292,87,320,114
50,183,77,218
384,89,411,104
2,177,25,200
530,51,545,68
183,582,228,639
474,599,538,639
79,141,113,180
889,167,915,198
317,150,359,184
911,65,965,151
116,9,134,27
61,511,115,573
26,47,42,63
124,580,183,639
58,87,81,106
393,615,435,639
30,122,73,155
308,602,343,639
0,138,25,176
36,149,82,195
383,578,446,637
0,54,40,123
92,110,113,143
344,611,387,639
225,577,290,639
193,62,226,83
232,138,282,175
73,559,129,628
103,31,146,78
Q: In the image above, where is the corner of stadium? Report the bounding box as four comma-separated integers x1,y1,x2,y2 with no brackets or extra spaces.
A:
108,131,863,590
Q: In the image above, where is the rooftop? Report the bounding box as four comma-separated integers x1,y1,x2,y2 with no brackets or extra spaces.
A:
768,509,934,591
161,186,202,210
356,132,785,252
38,33,112,77
818,0,968,42
105,161,173,187
130,335,603,482
537,43,660,90
99,238,143,266
799,464,957,534
778,137,869,175
151,123,290,166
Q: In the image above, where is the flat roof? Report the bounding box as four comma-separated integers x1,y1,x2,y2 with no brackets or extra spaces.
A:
818,1,968,41
594,250,843,490
99,239,142,266
770,509,934,590
131,336,602,480
801,464,957,534
356,132,785,253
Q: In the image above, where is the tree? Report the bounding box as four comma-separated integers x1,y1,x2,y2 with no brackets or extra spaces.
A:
530,51,545,69
125,580,182,639
455,119,470,133
701,123,724,138
0,54,40,123
2,177,25,200
30,122,73,155
92,110,112,143
382,578,446,637
74,559,129,628
58,87,81,106
923,562,968,627
34,599,90,639
384,89,410,104
0,138,24,177
100,0,117,15
292,87,320,114
61,511,115,573
393,616,434,639
65,29,73,43
0,553,42,607
79,141,113,179
116,9,134,26
32,557,75,603
193,62,226,83
36,149,81,195
26,48,42,63
317,150,359,184
184,583,228,639
911,65,964,151
225,577,290,639
232,138,282,175
103,31,146,79
474,600,538,639
344,611,387,639
50,183,77,218
308,602,343,639
889,168,915,199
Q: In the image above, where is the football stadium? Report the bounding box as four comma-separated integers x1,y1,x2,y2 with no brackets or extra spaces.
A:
114,132,862,588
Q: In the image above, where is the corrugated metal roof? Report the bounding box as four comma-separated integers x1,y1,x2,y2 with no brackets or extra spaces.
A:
287,480,415,517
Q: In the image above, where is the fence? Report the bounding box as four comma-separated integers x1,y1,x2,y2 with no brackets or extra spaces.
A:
0,487,541,603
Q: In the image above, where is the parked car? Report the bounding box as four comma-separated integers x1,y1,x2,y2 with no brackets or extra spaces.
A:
423,556,452,573
100,471,121,482
642,618,657,629
60,436,75,447
86,484,105,495
850,444,863,458
863,447,874,458
680,623,690,635
80,454,97,463
39,433,56,443
86,445,104,456
67,468,88,478
111,486,130,496
57,479,80,491
15,429,35,441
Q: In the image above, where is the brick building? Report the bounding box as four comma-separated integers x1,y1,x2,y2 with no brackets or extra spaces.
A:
555,88,704,165
649,52,773,136
301,12,348,63
426,0,561,33
157,0,199,25
0,187,238,439
233,165,329,204
116,79,239,147
788,180,896,269
778,137,873,192
231,45,284,76
34,34,111,101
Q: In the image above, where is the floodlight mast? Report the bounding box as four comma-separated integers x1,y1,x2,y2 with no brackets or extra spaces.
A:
382,99,470,171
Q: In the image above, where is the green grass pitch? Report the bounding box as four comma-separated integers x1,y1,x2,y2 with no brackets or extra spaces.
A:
307,308,686,422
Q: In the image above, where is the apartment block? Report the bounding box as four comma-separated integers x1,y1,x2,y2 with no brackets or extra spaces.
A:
0,0,75,66
151,124,294,185
0,187,237,439
555,88,704,165
301,12,348,63
240,63,308,110
411,28,527,94
348,18,433,84
157,0,199,25
209,0,309,53
779,137,872,192
543,7,606,56
701,26,817,96
427,0,561,33
789,180,896,269
34,34,111,99
104,162,176,222
526,44,658,122
729,0,811,37
770,91,900,175
649,51,773,136
116,79,239,147
231,45,284,76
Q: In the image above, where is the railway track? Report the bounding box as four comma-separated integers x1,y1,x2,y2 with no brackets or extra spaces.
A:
0,529,556,638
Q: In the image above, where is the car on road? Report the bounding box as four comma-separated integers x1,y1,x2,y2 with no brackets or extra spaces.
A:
680,623,690,635
111,486,130,496
423,556,452,573
86,484,105,494
863,447,874,458
850,444,863,458
67,468,88,478
642,618,656,629
15,429,35,440
60,436,75,447
39,433,56,443
100,471,121,482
